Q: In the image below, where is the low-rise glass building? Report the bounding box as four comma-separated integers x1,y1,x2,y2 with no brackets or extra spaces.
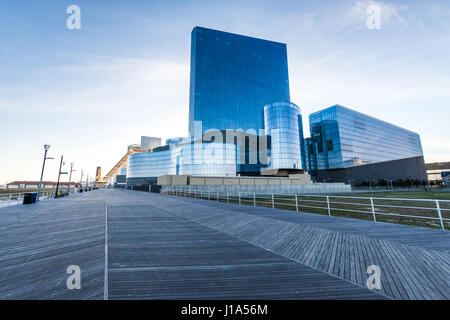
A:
126,141,237,186
306,105,426,185
307,105,424,171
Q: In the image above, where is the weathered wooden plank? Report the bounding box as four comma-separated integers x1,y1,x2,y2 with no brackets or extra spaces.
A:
165,192,450,300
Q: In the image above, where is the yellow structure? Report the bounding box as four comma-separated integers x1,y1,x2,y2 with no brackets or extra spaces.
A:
103,149,146,184
95,167,108,186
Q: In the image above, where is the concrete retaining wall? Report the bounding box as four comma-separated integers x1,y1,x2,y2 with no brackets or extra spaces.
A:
157,175,172,185
190,177,206,186
172,175,188,186
158,174,314,187
223,178,240,185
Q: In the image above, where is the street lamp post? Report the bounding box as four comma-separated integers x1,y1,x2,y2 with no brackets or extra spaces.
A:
79,169,84,187
55,155,64,198
67,163,76,195
37,144,53,201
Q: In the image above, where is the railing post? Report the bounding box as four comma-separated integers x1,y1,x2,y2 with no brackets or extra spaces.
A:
370,197,377,222
217,191,219,202
239,192,241,205
295,195,299,213
327,196,331,216
253,193,256,207
435,200,445,231
208,192,210,200
272,194,275,209
226,192,229,204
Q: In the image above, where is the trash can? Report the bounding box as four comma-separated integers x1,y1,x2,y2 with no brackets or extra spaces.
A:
23,192,37,204
23,193,32,204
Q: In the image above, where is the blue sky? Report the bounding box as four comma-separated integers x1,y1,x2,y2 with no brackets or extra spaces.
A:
1,0,449,183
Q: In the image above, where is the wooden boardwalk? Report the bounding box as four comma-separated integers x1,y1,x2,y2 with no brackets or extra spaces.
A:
0,189,448,299
160,194,450,300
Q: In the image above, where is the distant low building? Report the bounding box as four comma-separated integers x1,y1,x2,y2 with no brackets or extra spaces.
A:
6,181,81,189
426,162,450,183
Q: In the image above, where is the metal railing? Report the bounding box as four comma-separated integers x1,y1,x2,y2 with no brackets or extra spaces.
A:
0,191,54,206
163,186,450,231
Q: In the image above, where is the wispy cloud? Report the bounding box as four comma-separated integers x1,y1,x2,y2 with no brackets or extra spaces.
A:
1,55,189,118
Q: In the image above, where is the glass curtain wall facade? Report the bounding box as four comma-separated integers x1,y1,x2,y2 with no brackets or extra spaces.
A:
264,102,304,170
308,105,424,170
127,142,237,182
188,27,290,137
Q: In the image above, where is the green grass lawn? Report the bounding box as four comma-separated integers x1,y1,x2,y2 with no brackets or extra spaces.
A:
171,190,450,230
333,191,450,200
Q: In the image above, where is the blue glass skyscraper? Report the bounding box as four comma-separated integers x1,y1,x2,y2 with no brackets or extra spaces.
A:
188,27,290,136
